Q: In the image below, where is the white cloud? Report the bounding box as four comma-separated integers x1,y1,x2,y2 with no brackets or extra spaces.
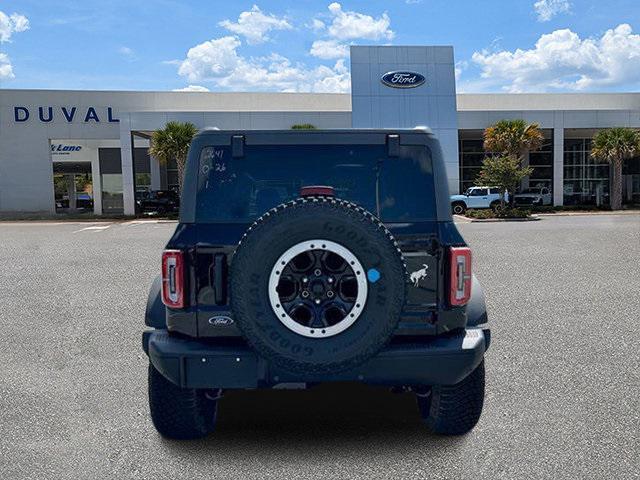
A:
455,60,468,81
0,52,14,79
308,18,326,32
533,0,571,22
471,24,640,92
310,39,349,60
219,5,291,45
118,46,136,60
173,85,210,92
0,11,28,80
0,11,29,43
178,36,243,82
176,35,350,93
325,2,393,41
307,3,394,59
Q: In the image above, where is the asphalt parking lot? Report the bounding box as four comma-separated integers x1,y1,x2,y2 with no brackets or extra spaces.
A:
0,214,638,479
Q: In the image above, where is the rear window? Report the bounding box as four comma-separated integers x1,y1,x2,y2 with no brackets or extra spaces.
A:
195,143,437,223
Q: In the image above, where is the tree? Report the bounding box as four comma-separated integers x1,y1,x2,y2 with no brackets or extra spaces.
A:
291,124,317,130
483,119,544,160
476,156,533,209
482,119,544,205
148,121,198,193
590,127,640,210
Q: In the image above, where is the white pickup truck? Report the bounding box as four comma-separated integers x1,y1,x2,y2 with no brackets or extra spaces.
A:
514,187,552,206
450,186,507,215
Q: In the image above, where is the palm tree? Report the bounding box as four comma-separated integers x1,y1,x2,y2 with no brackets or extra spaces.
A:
482,119,544,205
148,121,198,193
590,127,640,210
483,119,544,160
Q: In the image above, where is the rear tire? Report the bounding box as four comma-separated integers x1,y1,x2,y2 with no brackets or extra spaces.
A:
490,201,502,212
416,360,485,435
451,202,467,215
148,363,219,439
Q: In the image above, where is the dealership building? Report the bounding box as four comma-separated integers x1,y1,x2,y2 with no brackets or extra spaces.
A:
1,45,639,216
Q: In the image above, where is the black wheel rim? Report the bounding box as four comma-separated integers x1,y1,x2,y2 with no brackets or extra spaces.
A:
269,240,368,338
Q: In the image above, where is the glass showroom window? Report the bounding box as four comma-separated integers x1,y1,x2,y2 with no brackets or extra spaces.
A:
459,130,553,194
563,138,610,206
459,137,485,193
528,133,553,190
631,175,640,204
166,158,179,192
134,148,152,194
99,148,124,214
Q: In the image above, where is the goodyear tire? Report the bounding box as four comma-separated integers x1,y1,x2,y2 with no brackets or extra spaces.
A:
230,197,406,375
148,364,219,439
416,361,485,435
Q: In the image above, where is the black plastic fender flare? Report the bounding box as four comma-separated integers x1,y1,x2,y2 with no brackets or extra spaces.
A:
467,275,488,327
466,274,490,350
145,275,166,328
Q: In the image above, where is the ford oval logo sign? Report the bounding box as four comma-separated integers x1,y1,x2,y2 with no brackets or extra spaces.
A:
381,71,426,89
208,315,234,326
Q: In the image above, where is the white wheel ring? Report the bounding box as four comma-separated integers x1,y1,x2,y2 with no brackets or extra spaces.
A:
268,239,368,338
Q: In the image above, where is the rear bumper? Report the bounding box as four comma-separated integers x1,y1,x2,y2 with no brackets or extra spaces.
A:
143,328,489,389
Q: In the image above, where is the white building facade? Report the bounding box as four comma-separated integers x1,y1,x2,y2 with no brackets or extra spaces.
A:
0,46,638,216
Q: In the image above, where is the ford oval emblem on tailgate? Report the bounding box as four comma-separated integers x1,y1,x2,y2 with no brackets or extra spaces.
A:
381,71,426,89
208,316,234,326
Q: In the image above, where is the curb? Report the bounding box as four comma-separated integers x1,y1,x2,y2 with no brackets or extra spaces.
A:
535,211,640,217
469,217,540,223
0,216,178,223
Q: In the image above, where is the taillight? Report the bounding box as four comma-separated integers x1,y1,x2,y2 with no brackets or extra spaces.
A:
449,247,472,306
162,250,185,308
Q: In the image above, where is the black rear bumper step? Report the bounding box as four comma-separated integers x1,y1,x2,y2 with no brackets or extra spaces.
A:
143,328,489,389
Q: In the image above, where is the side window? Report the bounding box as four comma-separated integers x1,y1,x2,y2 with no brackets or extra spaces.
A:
470,188,487,196
378,145,435,221
489,188,500,195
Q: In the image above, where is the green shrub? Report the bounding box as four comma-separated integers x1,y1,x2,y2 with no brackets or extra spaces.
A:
291,123,317,130
497,207,530,218
465,209,496,219
465,208,531,219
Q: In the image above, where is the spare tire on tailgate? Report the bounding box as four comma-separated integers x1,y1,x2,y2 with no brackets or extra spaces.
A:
230,196,406,375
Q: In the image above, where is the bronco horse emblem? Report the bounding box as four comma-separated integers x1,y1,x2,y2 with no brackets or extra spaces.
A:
410,264,429,287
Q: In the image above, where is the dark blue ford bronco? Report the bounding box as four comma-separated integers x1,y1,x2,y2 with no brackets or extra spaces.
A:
143,128,490,439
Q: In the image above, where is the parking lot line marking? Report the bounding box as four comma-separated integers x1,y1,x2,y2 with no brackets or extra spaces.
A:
123,220,161,226
72,224,112,233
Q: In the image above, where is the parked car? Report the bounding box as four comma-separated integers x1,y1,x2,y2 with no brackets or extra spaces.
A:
514,187,552,206
135,189,150,208
142,129,491,439
450,186,507,215
138,190,179,214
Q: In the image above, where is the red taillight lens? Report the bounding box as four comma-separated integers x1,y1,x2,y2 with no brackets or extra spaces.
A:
449,247,472,306
162,250,184,308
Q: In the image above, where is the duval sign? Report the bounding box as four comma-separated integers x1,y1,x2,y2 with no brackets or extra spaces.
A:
13,106,119,123
381,71,426,89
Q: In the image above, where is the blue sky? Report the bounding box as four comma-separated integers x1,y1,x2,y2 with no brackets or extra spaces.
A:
0,0,638,93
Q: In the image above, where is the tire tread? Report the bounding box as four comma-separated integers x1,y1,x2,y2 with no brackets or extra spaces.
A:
148,364,218,439
418,361,485,435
